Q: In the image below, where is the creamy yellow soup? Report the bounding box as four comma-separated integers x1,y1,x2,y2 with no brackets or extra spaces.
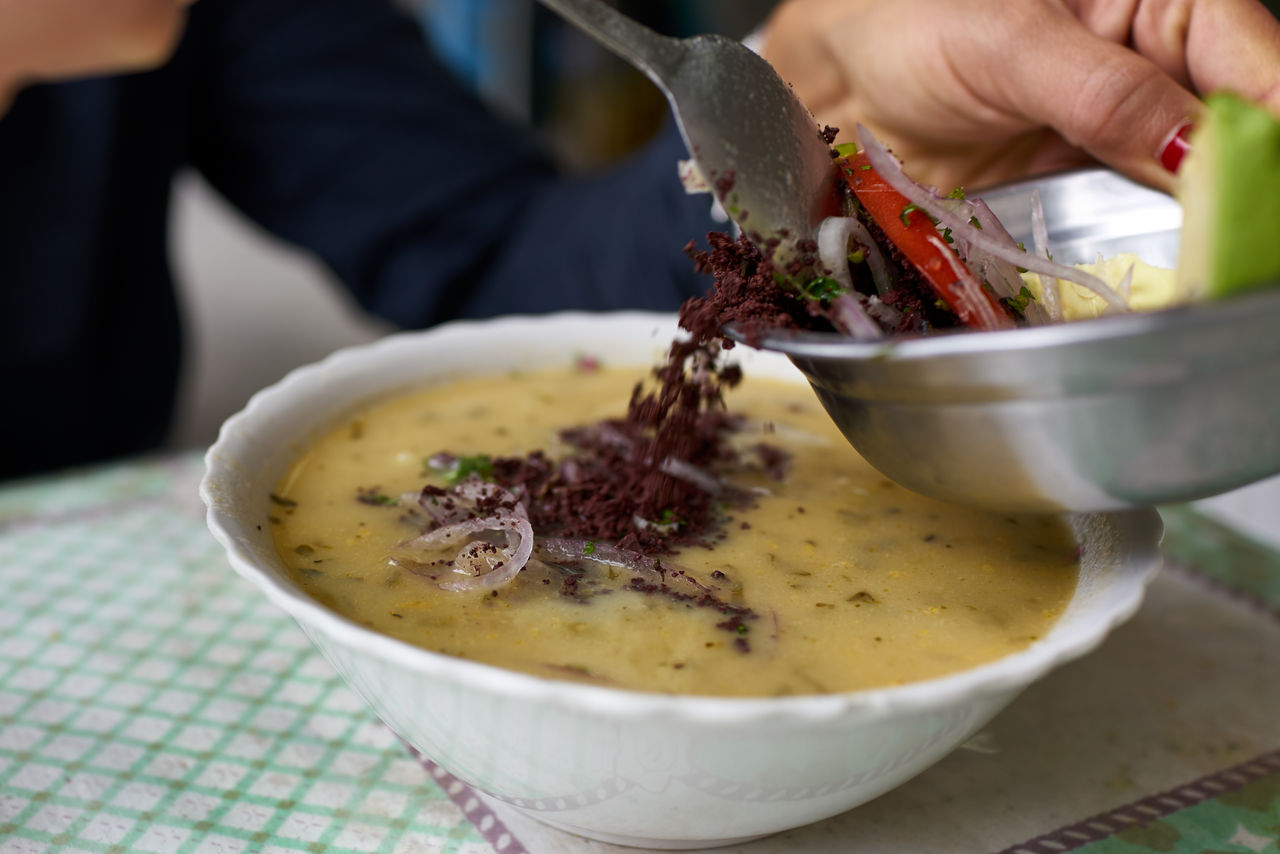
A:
270,365,1077,697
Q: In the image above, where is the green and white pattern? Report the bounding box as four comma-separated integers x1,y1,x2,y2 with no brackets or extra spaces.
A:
1,454,1277,853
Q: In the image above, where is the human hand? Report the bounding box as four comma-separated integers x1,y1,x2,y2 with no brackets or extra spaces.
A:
760,0,1280,192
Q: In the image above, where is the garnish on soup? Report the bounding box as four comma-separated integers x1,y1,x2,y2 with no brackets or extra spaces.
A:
271,360,1079,697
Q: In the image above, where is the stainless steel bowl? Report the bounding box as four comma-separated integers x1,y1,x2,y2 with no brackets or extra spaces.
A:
742,169,1280,513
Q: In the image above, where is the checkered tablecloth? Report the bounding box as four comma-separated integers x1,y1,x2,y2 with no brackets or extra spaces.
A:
1,454,1277,854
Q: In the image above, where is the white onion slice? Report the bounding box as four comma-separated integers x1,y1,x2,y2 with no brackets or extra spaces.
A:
817,216,892,295
855,124,1126,313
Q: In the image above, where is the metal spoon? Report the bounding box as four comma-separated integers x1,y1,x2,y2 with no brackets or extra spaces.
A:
537,0,839,253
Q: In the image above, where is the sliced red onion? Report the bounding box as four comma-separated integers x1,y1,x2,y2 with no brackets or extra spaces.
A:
923,234,1011,330
1030,190,1063,322
436,515,534,592
866,295,904,329
537,538,706,591
397,479,535,592
817,216,892,295
829,293,885,338
856,124,1127,313
1117,262,1134,303
964,200,1050,325
632,513,679,535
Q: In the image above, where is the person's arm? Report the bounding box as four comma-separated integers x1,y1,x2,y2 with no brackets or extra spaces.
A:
184,0,717,329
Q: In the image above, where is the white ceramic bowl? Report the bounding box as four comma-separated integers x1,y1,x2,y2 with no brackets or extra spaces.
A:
201,312,1163,849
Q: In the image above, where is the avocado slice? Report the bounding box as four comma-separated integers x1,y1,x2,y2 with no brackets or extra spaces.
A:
1177,92,1280,300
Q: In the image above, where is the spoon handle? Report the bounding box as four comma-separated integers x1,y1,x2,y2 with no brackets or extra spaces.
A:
536,0,681,90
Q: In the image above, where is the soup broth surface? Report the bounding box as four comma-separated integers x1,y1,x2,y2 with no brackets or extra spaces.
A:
271,365,1077,697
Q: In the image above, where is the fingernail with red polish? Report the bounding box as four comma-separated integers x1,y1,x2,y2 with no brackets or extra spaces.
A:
1158,122,1194,174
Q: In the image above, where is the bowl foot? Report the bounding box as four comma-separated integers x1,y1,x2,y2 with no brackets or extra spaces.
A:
523,813,772,850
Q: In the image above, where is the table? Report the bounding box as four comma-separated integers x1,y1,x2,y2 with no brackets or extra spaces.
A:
1,453,1277,854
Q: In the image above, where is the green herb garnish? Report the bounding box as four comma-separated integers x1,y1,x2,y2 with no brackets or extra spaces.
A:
430,454,496,485
797,276,846,301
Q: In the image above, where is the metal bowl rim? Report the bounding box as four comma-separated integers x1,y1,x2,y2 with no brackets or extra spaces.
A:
732,287,1280,362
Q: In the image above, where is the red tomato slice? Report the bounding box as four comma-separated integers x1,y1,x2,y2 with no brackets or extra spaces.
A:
840,153,1013,330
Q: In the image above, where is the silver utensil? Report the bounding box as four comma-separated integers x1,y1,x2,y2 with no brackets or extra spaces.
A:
537,0,839,252
741,168,1280,513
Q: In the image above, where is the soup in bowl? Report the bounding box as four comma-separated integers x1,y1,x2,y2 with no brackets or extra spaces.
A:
200,312,1161,848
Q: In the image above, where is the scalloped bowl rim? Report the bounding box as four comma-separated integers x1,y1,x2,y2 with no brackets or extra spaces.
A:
201,311,1163,726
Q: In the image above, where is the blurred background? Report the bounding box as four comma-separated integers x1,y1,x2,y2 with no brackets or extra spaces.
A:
169,0,773,451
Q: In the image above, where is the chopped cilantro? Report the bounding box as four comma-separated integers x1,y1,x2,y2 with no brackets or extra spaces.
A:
736,624,749,635
430,454,495,485
946,186,966,200
1003,285,1037,315
797,276,846,301
356,490,398,507
848,248,865,264
833,142,859,158
268,493,297,508
900,203,922,226
582,541,596,556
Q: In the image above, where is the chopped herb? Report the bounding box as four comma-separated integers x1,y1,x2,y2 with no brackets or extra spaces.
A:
848,248,865,263
294,544,315,556
429,453,495,485
268,493,297,508
900,202,922,226
797,276,846,301
969,216,983,229
736,624,749,635
356,489,398,507
833,141,859,158
941,227,954,244
946,186,966,200
582,541,596,555
1003,285,1037,315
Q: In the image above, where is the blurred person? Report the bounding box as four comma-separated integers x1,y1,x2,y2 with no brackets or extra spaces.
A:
5,0,1280,480
0,0,718,479
760,0,1280,192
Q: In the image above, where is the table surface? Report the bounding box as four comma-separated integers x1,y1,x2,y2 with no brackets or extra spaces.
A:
1,453,1277,854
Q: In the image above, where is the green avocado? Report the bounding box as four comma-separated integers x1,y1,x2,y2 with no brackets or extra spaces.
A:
1177,92,1280,300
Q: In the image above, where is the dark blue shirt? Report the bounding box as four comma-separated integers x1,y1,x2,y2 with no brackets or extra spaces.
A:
0,0,716,479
